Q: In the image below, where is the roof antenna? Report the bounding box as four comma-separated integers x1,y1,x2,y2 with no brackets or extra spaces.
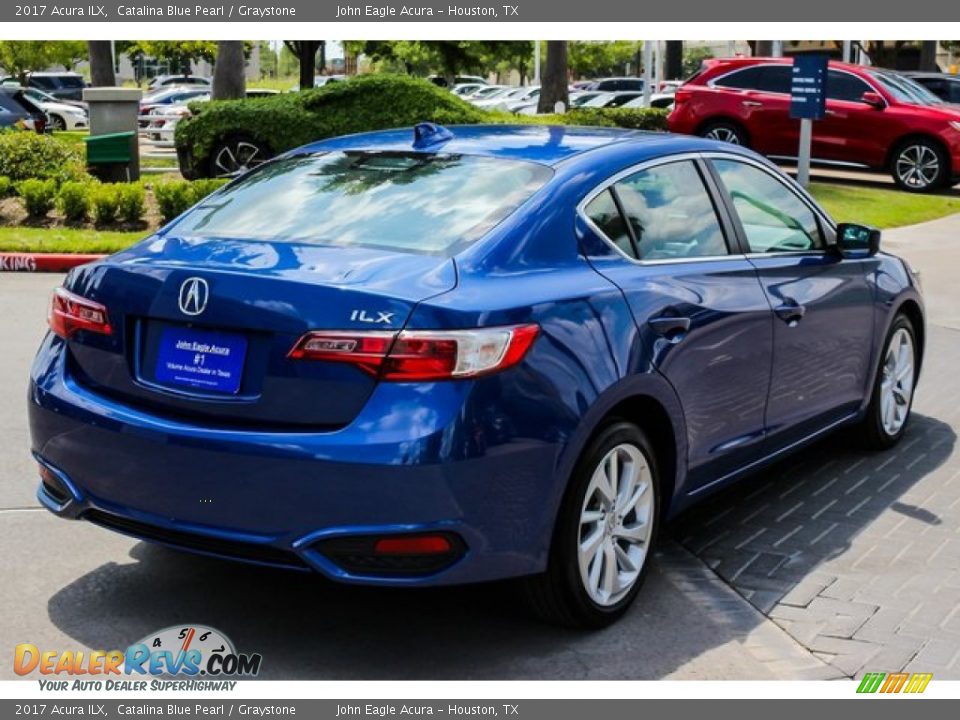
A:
413,122,454,150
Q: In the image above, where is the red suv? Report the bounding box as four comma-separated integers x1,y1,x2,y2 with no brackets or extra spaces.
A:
669,57,960,192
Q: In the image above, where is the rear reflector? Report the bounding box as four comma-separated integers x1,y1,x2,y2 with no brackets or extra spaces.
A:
48,287,112,339
374,535,452,555
288,324,539,381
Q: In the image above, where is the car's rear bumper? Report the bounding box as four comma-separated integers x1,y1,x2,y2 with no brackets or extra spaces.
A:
29,335,561,586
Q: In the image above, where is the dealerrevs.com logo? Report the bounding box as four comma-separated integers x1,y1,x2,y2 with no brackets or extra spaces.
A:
15,625,262,690
857,672,933,694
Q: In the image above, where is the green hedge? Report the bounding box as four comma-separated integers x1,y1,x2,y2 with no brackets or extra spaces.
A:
176,75,490,178
562,107,669,131
0,131,86,185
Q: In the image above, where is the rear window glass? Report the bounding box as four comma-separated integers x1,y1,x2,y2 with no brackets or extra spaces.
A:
171,152,553,254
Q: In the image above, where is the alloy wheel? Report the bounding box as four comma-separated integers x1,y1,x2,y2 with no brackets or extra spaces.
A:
704,126,742,144
212,140,266,177
577,443,654,606
895,144,940,190
880,327,915,436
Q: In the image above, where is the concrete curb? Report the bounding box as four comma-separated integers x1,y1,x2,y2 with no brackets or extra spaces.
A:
0,253,106,273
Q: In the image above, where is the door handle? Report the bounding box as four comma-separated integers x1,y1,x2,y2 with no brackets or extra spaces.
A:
742,100,763,107
774,302,806,325
648,316,691,341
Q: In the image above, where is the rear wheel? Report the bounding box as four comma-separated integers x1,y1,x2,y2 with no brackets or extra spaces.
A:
855,315,917,450
891,139,949,192
522,421,658,628
208,136,269,178
698,120,748,147
49,114,66,131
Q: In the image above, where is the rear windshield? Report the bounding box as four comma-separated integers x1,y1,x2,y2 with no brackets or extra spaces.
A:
171,151,554,254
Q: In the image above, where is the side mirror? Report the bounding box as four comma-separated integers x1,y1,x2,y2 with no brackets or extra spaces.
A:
860,91,885,109
836,223,881,257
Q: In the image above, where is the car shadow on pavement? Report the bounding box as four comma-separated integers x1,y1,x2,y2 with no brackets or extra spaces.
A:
671,412,956,616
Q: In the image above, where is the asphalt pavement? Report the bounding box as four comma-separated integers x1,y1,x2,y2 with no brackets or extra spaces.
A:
3,213,960,680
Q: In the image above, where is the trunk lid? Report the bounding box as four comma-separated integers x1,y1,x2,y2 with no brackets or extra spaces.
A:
64,236,456,429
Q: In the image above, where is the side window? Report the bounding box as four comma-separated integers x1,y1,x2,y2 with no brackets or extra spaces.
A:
827,71,872,102
586,161,729,261
950,82,960,104
713,159,823,253
757,66,792,94
584,189,635,258
714,66,766,91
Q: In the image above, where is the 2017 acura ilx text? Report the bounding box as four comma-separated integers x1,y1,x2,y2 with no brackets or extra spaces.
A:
28,124,924,627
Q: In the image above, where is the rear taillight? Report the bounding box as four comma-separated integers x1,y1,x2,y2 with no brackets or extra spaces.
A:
288,324,539,381
48,287,112,339
673,89,691,106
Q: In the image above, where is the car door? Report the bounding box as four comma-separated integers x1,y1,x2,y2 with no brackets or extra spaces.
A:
711,64,796,156
708,156,876,449
581,156,774,490
811,70,891,167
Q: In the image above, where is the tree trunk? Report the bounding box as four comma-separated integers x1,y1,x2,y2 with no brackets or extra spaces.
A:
212,41,246,100
88,41,116,87
665,41,683,80
752,41,774,57
318,41,327,74
537,41,569,114
285,41,321,90
919,41,938,71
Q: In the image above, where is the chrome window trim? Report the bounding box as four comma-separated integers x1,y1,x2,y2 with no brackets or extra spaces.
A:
706,63,885,106
576,152,740,267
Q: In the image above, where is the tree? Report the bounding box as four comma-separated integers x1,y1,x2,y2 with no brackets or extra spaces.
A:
127,41,218,77
683,46,714,77
568,41,640,79
212,41,246,100
537,41,569,114
0,41,51,84
919,41,938,71
88,41,116,86
47,41,87,70
284,41,322,90
258,41,277,79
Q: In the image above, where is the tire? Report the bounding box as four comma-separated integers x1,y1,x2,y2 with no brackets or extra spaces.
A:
49,114,66,132
854,315,918,450
522,421,659,628
891,139,949,193
207,136,270,178
698,120,749,147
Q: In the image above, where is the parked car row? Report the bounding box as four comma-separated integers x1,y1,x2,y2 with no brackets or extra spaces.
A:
141,87,281,145
668,57,960,192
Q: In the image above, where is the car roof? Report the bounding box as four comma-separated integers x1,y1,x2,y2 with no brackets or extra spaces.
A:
903,71,959,79
298,124,724,167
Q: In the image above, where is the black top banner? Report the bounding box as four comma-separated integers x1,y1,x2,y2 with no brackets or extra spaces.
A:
2,0,958,22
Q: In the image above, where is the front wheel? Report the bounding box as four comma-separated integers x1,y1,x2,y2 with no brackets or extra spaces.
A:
855,315,918,450
891,140,949,192
49,114,66,132
522,421,659,628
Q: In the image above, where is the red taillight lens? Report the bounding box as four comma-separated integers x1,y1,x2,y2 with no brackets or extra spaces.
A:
287,324,539,381
48,287,112,339
673,89,690,106
373,535,453,555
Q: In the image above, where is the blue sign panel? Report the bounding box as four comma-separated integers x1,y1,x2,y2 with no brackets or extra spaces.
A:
155,326,248,395
790,54,828,120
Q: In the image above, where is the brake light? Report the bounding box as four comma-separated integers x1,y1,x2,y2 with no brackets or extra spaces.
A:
673,89,691,106
48,287,112,339
288,324,539,381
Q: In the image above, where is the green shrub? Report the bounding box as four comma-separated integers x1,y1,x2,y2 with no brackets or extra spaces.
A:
0,132,86,185
57,181,92,223
175,75,490,178
189,178,229,203
91,184,121,225
0,176,12,197
17,179,57,218
153,180,194,223
563,107,670,131
117,183,147,223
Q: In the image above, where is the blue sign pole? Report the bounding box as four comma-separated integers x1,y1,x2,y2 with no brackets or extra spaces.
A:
790,54,829,187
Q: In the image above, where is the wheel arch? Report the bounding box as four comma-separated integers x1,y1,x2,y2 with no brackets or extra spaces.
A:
695,116,750,144
895,296,926,372
885,133,952,176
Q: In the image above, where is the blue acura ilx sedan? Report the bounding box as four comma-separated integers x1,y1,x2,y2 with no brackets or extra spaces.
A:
29,123,923,627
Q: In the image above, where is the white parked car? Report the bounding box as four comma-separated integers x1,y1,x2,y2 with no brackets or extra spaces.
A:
451,83,486,97
620,93,676,110
474,86,540,111
20,87,88,130
581,91,646,109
